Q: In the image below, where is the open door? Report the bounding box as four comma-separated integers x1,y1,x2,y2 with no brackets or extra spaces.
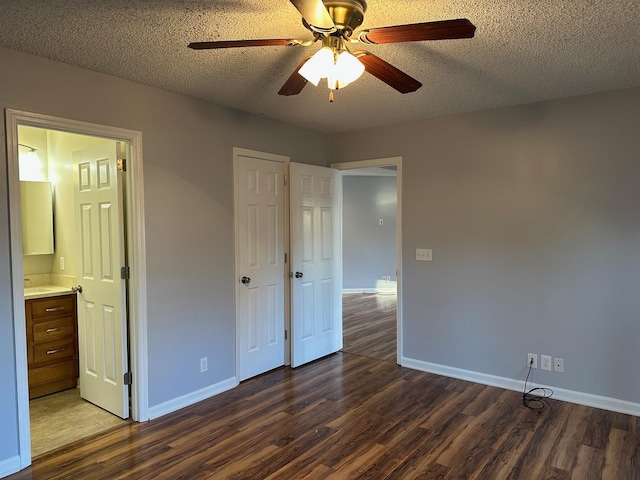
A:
73,142,129,419
235,154,286,381
290,162,342,367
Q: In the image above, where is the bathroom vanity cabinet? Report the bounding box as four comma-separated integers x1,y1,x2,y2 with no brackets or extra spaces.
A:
26,294,78,399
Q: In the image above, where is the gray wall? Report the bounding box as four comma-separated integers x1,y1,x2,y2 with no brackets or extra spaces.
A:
329,87,640,404
0,46,328,466
342,175,397,290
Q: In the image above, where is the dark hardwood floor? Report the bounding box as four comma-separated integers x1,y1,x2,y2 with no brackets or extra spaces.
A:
342,293,397,363
9,350,639,479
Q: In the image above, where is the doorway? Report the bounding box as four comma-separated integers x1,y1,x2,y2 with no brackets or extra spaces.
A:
6,109,148,468
19,125,131,456
332,157,402,365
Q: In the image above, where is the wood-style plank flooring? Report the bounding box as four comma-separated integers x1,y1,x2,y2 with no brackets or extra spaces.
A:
342,293,397,363
9,352,639,479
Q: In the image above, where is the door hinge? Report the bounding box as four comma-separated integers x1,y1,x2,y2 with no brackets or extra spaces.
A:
117,158,127,172
284,174,288,186
285,330,288,340
121,266,130,280
124,372,132,385
284,253,288,263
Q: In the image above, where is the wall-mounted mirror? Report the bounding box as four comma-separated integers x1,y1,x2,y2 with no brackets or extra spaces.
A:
20,181,54,255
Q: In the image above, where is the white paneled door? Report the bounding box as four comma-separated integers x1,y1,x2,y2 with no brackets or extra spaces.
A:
290,163,342,368
235,154,286,381
73,142,129,419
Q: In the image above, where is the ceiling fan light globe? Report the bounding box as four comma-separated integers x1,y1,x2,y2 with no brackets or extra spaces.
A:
299,46,334,86
327,76,351,90
335,50,365,85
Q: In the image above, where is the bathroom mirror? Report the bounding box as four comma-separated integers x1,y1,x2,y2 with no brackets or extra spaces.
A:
20,181,54,255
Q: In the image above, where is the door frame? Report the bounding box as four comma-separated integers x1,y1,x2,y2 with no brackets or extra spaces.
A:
6,109,148,468
233,147,291,376
330,157,403,365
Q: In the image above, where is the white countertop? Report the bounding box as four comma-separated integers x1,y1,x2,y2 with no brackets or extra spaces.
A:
24,285,74,300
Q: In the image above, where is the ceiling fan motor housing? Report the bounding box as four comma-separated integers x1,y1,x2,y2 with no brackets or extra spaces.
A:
303,0,367,37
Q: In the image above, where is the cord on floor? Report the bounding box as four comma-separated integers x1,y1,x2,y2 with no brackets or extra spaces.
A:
522,360,553,410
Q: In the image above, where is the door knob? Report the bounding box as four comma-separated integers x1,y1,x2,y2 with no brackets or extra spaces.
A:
72,285,83,294
241,276,251,285
294,272,303,278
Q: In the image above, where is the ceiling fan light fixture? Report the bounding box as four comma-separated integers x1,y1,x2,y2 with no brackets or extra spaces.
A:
334,49,364,85
299,43,364,91
299,46,334,86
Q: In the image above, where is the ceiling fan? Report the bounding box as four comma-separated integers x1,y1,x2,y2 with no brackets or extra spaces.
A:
188,0,476,101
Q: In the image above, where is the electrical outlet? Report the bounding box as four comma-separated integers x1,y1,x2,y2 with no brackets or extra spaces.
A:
541,355,552,371
200,357,208,373
527,353,537,368
59,256,65,271
554,357,564,373
416,248,432,261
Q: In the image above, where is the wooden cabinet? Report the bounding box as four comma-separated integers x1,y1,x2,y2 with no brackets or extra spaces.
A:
26,294,78,399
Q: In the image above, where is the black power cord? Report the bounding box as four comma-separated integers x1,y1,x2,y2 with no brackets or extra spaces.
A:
522,360,553,410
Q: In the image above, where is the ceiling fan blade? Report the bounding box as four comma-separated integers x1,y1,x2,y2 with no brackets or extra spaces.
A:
358,18,476,44
278,58,311,96
355,52,422,93
289,0,336,34
188,39,300,50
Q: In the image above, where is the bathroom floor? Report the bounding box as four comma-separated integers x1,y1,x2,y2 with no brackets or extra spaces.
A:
30,388,130,458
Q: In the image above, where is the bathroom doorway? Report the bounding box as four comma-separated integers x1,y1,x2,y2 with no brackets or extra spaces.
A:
18,125,130,457
6,109,148,465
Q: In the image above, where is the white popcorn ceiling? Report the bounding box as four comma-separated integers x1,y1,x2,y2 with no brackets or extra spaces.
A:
0,0,638,134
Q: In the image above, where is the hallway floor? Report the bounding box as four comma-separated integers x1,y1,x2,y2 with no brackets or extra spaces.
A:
342,292,397,363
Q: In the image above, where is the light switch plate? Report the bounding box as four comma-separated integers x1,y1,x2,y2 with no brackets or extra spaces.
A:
416,248,432,261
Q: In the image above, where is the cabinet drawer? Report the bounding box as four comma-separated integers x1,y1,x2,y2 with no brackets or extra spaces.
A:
33,339,76,363
29,360,78,386
30,295,75,318
33,316,75,342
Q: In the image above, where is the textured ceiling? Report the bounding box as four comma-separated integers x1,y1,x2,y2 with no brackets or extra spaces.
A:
0,1,639,134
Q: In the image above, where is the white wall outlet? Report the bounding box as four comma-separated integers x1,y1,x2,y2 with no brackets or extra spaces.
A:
554,357,564,372
200,357,208,373
527,353,537,368
541,355,552,371
416,248,432,261
59,256,65,271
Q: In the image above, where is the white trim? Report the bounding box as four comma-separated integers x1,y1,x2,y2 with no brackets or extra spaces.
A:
147,377,238,420
401,356,640,417
331,157,401,170
331,157,403,365
232,148,290,377
342,288,397,294
5,109,149,471
0,456,21,478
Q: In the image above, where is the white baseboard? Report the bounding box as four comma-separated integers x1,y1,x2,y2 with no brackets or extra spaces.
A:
147,376,238,420
342,288,397,294
0,456,21,479
401,357,640,417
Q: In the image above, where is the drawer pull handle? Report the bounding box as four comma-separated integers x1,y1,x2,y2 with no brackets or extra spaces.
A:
45,327,62,333
46,349,64,355
44,307,64,312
